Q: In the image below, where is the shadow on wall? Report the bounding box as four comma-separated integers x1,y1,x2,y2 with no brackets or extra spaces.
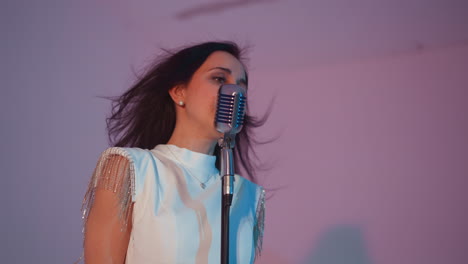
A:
302,225,373,264
174,0,277,20
257,225,372,264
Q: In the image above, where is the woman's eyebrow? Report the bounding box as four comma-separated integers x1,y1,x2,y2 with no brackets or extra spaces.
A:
208,67,247,86
208,66,232,73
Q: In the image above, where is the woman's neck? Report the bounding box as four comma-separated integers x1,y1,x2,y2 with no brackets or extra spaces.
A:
166,124,218,155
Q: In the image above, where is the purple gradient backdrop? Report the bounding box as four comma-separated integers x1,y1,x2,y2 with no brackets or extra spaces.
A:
1,0,467,263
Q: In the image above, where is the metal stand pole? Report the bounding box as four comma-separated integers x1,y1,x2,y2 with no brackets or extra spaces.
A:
219,137,234,264
221,181,232,264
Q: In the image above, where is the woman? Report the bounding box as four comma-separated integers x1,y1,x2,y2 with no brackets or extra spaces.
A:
79,41,266,264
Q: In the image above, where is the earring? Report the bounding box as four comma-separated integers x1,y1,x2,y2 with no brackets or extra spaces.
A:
178,101,184,106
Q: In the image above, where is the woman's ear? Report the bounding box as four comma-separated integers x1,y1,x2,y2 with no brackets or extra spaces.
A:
168,84,186,106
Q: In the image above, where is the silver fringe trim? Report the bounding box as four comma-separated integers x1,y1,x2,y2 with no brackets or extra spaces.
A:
75,147,136,263
253,187,265,262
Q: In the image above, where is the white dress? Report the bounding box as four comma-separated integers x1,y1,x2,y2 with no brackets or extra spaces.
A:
81,144,265,264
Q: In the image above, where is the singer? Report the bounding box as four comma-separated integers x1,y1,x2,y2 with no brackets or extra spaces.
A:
78,41,266,264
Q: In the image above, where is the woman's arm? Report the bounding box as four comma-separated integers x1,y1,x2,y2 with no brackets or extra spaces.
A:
82,153,134,264
84,189,133,264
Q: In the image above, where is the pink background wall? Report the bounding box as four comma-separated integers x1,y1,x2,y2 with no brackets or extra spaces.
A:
1,0,467,263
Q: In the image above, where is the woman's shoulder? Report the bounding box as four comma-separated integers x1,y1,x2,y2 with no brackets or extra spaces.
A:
233,174,266,259
233,174,266,213
97,146,154,165
93,146,157,203
98,146,147,157
234,174,265,194
96,147,156,183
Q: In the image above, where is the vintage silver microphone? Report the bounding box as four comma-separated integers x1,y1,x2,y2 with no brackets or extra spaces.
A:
215,84,247,202
215,84,247,264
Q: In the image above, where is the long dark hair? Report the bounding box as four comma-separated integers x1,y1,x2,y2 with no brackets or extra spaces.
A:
106,41,268,184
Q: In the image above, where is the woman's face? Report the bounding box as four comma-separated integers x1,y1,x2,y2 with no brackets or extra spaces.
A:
181,51,247,139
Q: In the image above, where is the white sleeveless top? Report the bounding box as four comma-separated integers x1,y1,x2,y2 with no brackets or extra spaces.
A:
81,144,265,264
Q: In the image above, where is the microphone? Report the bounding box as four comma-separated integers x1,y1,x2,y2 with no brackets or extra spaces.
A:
215,84,247,198
215,84,247,137
215,84,247,264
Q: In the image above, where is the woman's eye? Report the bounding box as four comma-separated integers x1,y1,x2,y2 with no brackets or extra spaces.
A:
213,76,226,84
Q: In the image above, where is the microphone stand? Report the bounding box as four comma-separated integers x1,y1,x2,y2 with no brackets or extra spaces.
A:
215,83,246,264
219,134,235,264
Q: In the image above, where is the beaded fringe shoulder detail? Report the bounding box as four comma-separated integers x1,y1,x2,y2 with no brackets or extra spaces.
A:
253,187,266,262
74,147,136,263
81,147,136,232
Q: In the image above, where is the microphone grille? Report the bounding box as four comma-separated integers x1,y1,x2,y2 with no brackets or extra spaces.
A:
215,84,247,134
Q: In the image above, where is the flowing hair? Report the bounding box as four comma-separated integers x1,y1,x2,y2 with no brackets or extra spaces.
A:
106,41,268,184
